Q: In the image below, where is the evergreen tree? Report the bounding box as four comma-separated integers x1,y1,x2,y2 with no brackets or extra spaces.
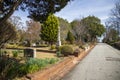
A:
81,16,105,42
66,31,75,44
0,0,71,24
40,14,59,45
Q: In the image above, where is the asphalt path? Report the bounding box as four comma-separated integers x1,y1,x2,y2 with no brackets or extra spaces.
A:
62,43,120,80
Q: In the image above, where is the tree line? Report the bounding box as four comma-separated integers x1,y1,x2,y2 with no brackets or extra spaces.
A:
1,14,105,47
0,0,71,48
0,0,106,48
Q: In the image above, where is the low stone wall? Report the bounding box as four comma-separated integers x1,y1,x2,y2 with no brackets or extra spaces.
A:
25,45,95,80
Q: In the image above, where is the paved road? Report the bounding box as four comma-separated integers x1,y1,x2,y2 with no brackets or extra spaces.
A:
62,43,120,80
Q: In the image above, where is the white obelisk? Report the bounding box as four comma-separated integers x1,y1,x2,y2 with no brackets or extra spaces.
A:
57,26,61,47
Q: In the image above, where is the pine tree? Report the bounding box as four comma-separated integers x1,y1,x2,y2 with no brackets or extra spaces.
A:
40,14,59,45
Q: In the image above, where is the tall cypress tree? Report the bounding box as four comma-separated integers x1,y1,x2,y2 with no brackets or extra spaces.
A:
40,14,59,45
66,31,75,44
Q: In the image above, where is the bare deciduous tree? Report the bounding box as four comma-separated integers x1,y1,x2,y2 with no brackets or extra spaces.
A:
9,16,24,30
71,19,86,43
111,0,120,34
25,20,41,43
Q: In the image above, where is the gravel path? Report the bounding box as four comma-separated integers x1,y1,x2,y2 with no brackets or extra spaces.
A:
62,43,120,80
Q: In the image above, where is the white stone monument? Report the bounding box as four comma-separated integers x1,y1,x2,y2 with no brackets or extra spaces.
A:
57,26,61,47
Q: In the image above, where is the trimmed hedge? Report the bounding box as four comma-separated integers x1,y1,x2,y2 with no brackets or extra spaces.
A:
60,45,74,56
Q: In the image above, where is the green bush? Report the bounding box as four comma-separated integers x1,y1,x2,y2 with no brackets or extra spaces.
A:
60,45,74,56
56,51,62,57
50,45,56,50
0,57,22,79
66,31,75,44
0,57,59,79
23,58,59,73
12,50,18,57
25,61,39,73
49,58,59,64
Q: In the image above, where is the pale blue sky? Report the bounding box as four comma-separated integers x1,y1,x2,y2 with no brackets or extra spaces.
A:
55,0,116,24
13,0,116,26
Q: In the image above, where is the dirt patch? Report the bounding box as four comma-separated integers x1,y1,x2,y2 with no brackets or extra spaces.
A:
36,52,57,59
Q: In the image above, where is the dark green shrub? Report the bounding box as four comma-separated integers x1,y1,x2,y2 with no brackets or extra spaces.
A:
6,61,21,79
56,51,62,57
60,45,74,56
0,57,21,79
0,57,59,79
25,63,39,73
23,58,59,73
66,31,75,44
12,50,18,57
49,58,59,64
